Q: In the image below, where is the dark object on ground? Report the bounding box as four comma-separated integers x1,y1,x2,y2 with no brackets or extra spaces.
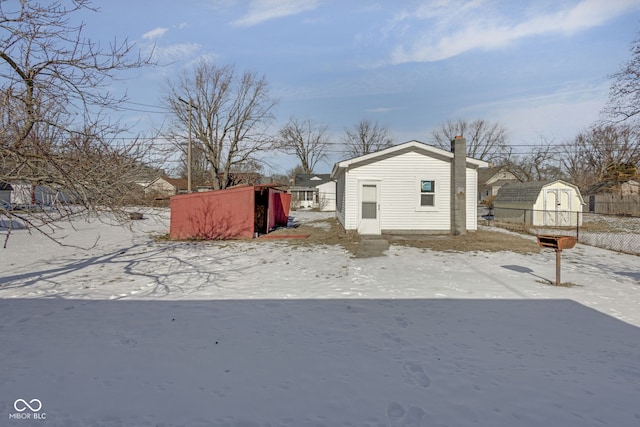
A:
129,212,144,220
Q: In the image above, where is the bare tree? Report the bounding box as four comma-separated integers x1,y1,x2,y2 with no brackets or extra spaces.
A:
430,119,509,162
266,164,304,186
561,123,640,187
0,0,153,245
275,117,330,174
174,141,209,187
502,142,563,182
603,31,640,123
561,142,595,190
343,119,394,157
228,158,264,186
162,61,277,190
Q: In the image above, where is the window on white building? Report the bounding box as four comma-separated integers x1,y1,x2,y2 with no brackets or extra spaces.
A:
420,180,435,207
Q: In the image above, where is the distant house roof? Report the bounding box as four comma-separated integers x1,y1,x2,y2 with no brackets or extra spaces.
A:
490,178,519,188
478,168,498,186
292,174,332,189
583,179,640,195
149,177,188,190
477,166,518,186
163,177,188,189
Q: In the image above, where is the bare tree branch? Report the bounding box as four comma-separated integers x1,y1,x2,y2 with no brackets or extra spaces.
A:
501,140,563,182
342,118,394,157
275,117,330,174
161,61,277,190
603,31,640,123
562,123,640,187
1,0,156,245
430,118,509,162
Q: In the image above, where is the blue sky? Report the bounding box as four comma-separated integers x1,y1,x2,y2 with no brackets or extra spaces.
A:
80,0,640,174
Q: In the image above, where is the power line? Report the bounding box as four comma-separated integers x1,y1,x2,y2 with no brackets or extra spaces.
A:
112,100,172,114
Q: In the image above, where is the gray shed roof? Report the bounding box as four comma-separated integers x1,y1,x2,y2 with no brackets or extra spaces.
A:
292,174,332,189
495,180,555,204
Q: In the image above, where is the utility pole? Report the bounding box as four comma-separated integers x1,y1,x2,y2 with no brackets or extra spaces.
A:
178,97,197,193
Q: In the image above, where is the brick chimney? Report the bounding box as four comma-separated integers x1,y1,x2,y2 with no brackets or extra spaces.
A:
451,136,467,235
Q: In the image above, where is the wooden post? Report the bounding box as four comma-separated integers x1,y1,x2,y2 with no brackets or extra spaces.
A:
555,249,561,286
178,97,197,193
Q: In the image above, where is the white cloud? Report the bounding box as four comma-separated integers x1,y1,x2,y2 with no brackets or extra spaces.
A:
231,0,319,27
389,0,640,64
184,52,220,70
142,27,168,40
148,43,202,63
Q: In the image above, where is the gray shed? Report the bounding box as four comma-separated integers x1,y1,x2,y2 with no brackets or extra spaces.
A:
494,180,584,227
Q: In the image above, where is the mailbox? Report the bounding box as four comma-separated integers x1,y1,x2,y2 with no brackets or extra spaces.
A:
536,234,577,286
536,235,577,251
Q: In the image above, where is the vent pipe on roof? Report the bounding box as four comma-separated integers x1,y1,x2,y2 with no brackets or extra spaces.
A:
451,136,467,235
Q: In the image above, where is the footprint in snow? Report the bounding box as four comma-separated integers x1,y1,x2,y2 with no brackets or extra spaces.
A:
115,333,138,348
387,401,428,427
394,315,409,328
402,361,431,388
387,401,405,422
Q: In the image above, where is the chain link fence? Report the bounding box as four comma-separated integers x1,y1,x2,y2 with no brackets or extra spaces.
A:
479,207,640,256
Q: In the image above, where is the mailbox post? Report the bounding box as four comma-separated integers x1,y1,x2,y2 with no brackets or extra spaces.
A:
536,235,577,286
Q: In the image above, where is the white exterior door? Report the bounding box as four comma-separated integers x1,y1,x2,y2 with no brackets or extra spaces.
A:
544,189,571,226
358,181,381,235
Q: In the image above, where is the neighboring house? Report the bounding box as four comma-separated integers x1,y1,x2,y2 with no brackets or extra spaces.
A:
145,177,189,198
478,166,520,203
494,180,584,227
170,185,291,240
330,139,489,235
8,180,71,206
0,182,12,204
289,174,336,211
583,179,640,215
132,166,166,189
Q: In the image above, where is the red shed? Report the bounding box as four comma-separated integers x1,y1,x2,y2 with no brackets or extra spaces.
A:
169,185,291,240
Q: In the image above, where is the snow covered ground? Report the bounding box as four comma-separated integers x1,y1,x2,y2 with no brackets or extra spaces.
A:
1,210,640,426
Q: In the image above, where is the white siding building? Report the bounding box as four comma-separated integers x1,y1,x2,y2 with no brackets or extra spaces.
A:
331,140,488,235
289,174,336,211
